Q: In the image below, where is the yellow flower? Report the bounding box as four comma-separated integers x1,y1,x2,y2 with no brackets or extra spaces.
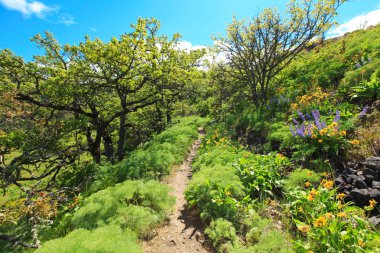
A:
307,251,314,253
305,181,311,188
325,213,333,219
311,134,317,139
322,180,334,190
340,130,346,136
310,189,318,196
318,139,323,143
298,207,304,212
337,212,347,218
307,171,312,176
369,199,377,207
313,216,327,227
277,153,285,158
307,194,314,201
331,122,338,127
319,129,327,135
349,139,360,145
337,193,346,200
358,239,365,247
298,225,311,233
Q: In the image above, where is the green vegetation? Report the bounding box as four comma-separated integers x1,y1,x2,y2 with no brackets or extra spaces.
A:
1,0,380,252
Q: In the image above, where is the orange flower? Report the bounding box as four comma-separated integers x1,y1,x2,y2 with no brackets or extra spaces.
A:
337,193,346,200
318,139,323,143
349,139,360,145
322,180,334,190
307,171,312,176
305,181,311,188
307,194,314,201
340,130,346,136
369,199,377,207
313,216,327,227
310,189,318,196
358,239,365,247
298,225,311,233
337,212,347,218
325,213,333,219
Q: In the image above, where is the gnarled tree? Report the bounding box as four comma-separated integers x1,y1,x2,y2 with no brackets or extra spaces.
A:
215,0,345,106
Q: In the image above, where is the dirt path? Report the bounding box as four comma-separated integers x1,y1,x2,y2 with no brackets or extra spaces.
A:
143,134,210,253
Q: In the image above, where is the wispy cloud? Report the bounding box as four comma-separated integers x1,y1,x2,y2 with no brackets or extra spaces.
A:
0,0,77,26
58,13,77,26
90,27,97,32
328,8,380,37
0,0,57,18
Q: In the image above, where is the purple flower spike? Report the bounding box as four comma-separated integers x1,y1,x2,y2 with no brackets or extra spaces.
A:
298,111,306,121
290,126,296,136
296,128,305,137
358,105,369,118
333,110,340,122
305,113,311,120
307,126,312,136
312,110,322,130
292,118,300,125
321,121,327,128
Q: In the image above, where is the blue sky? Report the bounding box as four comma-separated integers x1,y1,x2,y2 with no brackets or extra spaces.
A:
1,0,380,60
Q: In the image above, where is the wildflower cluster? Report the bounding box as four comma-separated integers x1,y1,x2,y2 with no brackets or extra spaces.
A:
290,109,361,159
288,175,376,253
202,129,236,151
290,87,329,111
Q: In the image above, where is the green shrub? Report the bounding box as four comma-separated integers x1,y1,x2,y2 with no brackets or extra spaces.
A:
265,122,293,151
205,218,239,252
89,116,208,193
235,153,290,200
71,180,174,235
283,168,321,192
186,165,245,221
35,226,142,253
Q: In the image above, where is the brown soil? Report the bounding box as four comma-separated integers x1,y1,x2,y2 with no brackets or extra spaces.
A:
143,134,210,253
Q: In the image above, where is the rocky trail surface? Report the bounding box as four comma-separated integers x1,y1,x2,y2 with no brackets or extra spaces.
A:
143,133,210,253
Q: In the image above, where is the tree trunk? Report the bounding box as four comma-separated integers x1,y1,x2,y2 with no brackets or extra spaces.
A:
86,128,102,163
103,133,115,164
117,114,126,161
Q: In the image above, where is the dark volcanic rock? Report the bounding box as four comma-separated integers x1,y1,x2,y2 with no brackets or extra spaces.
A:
363,157,380,172
369,188,380,202
335,175,346,186
368,216,380,227
354,179,368,189
373,181,380,189
349,188,371,206
365,174,375,186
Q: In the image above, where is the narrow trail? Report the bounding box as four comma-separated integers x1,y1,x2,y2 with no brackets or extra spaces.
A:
143,133,210,253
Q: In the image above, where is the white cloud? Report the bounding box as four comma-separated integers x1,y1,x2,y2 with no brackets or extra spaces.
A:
176,41,207,52
0,0,57,18
0,0,77,26
90,27,97,32
328,8,380,37
58,13,77,26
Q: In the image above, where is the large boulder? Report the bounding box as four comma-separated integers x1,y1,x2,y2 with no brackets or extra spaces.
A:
363,157,380,172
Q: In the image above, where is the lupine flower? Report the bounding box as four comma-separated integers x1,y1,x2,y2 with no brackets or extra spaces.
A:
293,118,300,125
333,110,340,122
290,126,296,136
358,105,369,119
298,111,306,121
